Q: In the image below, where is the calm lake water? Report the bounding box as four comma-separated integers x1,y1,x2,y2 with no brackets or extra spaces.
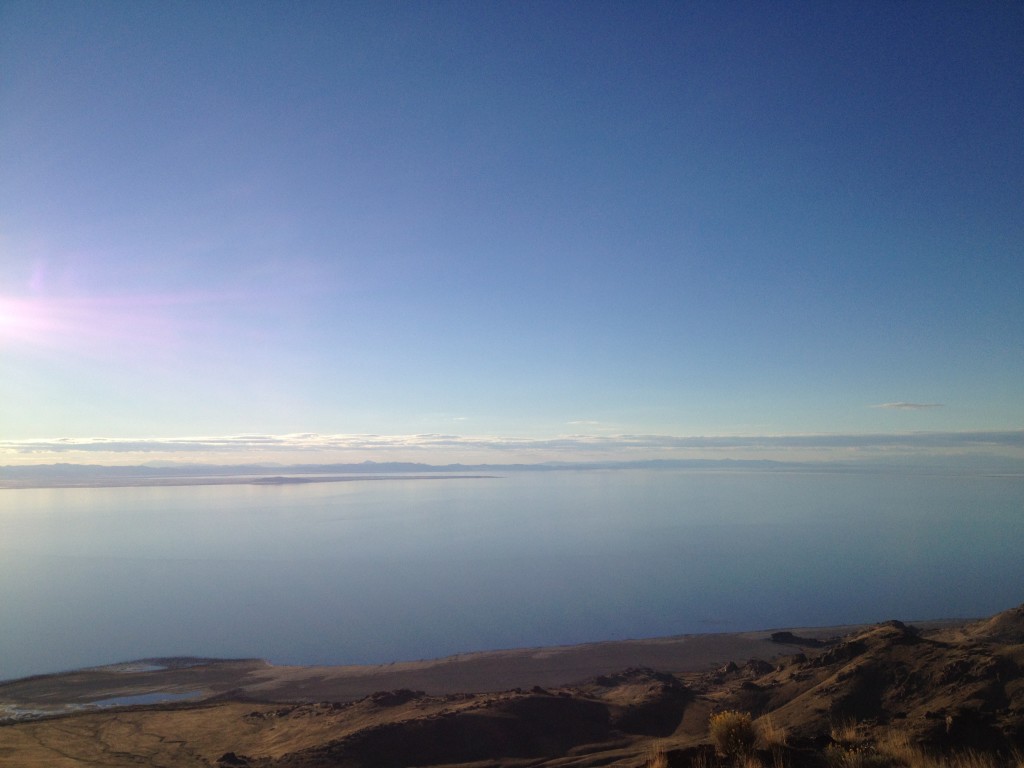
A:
1,469,1022,681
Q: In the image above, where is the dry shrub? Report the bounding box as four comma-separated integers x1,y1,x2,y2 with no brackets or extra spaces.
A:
710,710,757,757
875,730,919,766
692,749,718,768
836,729,1019,768
830,719,863,746
757,714,788,749
824,744,898,768
645,741,669,768
945,755,1006,768
910,750,1017,768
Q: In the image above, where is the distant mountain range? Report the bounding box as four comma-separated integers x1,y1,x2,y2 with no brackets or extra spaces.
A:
0,458,796,482
2,455,1021,489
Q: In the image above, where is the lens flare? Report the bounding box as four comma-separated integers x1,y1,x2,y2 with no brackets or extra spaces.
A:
0,297,51,344
0,293,183,356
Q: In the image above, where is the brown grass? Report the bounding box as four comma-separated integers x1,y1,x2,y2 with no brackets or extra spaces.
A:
830,719,862,746
644,741,669,768
757,713,788,750
824,727,1023,768
709,710,757,757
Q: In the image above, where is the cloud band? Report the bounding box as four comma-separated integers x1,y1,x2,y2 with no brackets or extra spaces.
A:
2,429,1022,456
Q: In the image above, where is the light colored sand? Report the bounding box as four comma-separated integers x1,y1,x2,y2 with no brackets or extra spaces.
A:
0,631,815,715
238,631,795,699
0,619,969,715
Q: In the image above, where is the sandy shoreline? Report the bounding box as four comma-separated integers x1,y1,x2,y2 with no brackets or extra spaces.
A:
0,618,969,721
2,609,1018,768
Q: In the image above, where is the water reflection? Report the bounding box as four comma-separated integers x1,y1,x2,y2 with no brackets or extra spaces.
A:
1,471,1022,680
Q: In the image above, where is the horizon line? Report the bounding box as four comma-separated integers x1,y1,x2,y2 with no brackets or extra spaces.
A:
2,428,1023,456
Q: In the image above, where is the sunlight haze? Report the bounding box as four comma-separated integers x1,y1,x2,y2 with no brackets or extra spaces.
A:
1,1,1021,468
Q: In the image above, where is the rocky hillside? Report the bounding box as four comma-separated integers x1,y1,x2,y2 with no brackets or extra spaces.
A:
1,606,1022,767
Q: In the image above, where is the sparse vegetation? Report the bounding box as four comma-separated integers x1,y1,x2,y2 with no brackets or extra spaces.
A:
4,606,1023,768
645,741,670,768
687,719,1023,768
823,726,1024,768
830,719,862,746
824,743,897,768
710,710,757,757
886,734,1019,768
757,713,788,750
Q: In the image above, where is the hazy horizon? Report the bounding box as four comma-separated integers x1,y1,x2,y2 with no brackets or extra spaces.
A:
2,427,1023,470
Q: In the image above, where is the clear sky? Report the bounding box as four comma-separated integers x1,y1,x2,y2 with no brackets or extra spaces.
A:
1,1,1022,466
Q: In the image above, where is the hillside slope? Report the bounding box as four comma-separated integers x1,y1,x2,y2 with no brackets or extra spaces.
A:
1,607,1021,767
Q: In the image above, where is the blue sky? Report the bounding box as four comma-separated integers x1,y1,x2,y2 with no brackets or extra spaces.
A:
1,1,1022,466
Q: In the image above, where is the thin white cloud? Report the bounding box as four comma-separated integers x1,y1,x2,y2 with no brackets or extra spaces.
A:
870,402,945,410
2,429,1022,457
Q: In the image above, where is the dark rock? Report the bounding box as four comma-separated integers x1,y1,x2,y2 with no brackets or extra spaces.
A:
811,640,867,667
771,631,825,648
746,659,775,675
217,753,251,766
370,689,424,707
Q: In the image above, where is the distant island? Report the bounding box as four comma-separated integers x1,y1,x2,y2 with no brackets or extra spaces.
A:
3,456,1019,490
246,473,495,485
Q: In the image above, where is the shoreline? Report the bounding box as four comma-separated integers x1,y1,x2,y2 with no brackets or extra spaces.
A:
0,473,497,491
0,617,972,721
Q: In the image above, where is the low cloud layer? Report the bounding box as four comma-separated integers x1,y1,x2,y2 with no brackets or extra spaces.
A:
3,429,1022,459
870,402,945,410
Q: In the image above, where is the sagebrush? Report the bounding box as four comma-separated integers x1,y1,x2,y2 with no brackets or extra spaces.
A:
710,710,757,757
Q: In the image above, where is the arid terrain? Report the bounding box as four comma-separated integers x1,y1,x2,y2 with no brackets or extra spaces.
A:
1,607,1022,767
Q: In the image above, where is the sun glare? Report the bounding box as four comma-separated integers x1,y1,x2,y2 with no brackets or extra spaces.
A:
0,296,54,345
0,297,28,336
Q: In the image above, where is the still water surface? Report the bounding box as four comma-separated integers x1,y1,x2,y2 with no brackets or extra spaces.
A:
2,470,1022,681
